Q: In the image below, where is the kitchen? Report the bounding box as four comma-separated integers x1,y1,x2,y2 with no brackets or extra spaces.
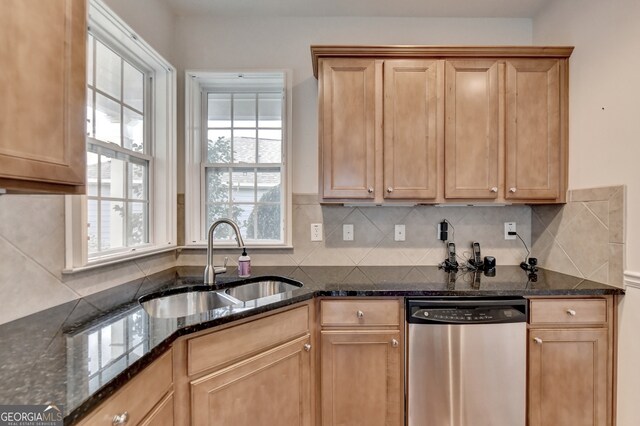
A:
0,0,639,425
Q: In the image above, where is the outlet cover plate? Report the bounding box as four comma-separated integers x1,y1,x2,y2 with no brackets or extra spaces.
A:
395,224,406,241
343,224,354,241
311,223,323,241
505,222,516,240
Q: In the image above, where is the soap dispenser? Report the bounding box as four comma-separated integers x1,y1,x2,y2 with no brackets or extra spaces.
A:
238,248,251,278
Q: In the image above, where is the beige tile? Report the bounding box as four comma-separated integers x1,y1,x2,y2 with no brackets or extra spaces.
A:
585,201,609,228
416,247,447,266
292,193,320,205
402,208,449,251
609,243,624,288
299,246,356,266
0,195,65,279
608,187,624,243
0,238,78,324
359,245,413,266
359,206,412,235
533,202,585,238
570,186,618,202
531,212,554,254
321,205,354,235
556,208,608,277
537,241,583,277
135,251,177,276
290,204,323,264
323,209,382,264
586,262,609,285
249,252,297,266
63,260,146,296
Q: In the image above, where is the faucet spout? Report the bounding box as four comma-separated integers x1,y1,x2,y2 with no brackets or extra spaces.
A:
204,218,245,285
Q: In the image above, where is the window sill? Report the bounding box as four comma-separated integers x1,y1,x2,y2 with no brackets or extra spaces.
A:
180,244,294,250
62,245,178,275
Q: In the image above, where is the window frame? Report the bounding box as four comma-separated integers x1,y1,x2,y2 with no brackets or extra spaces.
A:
64,0,177,271
185,70,293,248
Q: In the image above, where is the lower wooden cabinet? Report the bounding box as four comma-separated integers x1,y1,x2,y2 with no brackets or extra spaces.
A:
527,296,614,426
140,392,175,426
320,330,402,426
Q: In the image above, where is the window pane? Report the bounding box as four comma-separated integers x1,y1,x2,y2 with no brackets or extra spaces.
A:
258,93,282,128
86,88,94,137
128,162,147,200
256,205,281,240
258,129,281,163
233,129,256,163
87,199,99,254
233,94,256,127
95,41,121,100
101,201,125,251
206,204,237,240
95,93,121,145
87,34,94,87
87,152,99,196
207,130,231,163
236,204,255,240
257,169,281,201
123,61,144,112
127,202,148,246
232,168,255,202
100,155,125,198
206,168,230,203
208,94,231,128
123,107,144,152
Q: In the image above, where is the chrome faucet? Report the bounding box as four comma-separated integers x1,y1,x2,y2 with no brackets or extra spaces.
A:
204,218,245,285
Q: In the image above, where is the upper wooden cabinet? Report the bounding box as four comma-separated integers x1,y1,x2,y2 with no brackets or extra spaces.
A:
0,0,86,193
313,46,572,204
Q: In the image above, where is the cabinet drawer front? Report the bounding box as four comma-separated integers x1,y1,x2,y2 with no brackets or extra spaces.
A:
529,299,607,325
188,305,309,376
77,350,173,426
321,299,399,327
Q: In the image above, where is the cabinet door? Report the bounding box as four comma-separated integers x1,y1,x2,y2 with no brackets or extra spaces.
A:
139,393,174,426
505,59,562,200
383,60,441,199
320,59,378,199
445,60,499,199
190,335,312,426
0,0,86,193
528,329,608,426
321,330,402,426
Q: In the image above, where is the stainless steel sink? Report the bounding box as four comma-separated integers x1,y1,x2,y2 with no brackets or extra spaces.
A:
140,290,241,318
225,280,301,302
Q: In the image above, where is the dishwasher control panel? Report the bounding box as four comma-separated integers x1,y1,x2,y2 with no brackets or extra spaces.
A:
407,298,528,324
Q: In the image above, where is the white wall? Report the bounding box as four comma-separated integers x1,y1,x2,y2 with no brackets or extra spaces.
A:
533,1,640,424
102,0,176,63
174,16,532,193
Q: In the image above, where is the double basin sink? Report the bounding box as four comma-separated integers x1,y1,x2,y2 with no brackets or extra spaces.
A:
139,277,302,318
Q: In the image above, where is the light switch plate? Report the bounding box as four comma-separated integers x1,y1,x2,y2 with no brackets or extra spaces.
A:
395,224,406,241
505,222,516,240
311,223,323,241
343,224,354,241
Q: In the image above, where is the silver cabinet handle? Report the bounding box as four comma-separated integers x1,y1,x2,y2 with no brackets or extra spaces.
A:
367,187,374,193
112,412,129,425
391,339,399,347
356,310,364,318
509,187,517,193
566,309,576,316
303,343,311,352
490,187,498,193
387,187,393,193
533,337,543,345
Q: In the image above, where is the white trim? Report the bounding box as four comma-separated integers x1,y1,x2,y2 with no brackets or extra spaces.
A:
184,69,293,248
62,246,177,274
624,271,640,289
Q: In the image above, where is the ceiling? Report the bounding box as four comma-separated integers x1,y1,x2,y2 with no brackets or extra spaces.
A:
163,0,554,18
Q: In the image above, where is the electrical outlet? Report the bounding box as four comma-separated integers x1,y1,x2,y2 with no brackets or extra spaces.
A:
395,224,406,241
505,222,516,240
311,223,323,241
343,224,354,241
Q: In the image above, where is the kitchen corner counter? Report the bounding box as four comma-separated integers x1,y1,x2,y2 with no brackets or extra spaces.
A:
0,265,622,424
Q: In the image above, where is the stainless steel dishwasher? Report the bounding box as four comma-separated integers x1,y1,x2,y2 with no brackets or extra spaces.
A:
406,298,527,426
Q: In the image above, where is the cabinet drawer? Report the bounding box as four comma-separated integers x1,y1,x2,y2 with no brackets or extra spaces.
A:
321,299,400,327
529,298,608,326
77,350,173,426
188,305,309,376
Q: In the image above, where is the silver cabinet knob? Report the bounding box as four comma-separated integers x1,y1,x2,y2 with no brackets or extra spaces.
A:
356,310,364,318
387,187,393,193
490,187,498,193
367,187,374,193
112,412,129,425
533,337,543,345
303,343,311,352
509,187,517,193
391,339,399,347
566,309,576,316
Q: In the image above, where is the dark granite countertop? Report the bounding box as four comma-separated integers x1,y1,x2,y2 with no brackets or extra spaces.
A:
0,265,623,424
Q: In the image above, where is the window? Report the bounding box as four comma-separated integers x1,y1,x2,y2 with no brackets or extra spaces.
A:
185,72,292,247
65,0,176,270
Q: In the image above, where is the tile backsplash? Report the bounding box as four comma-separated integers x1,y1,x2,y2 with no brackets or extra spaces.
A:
531,185,625,287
